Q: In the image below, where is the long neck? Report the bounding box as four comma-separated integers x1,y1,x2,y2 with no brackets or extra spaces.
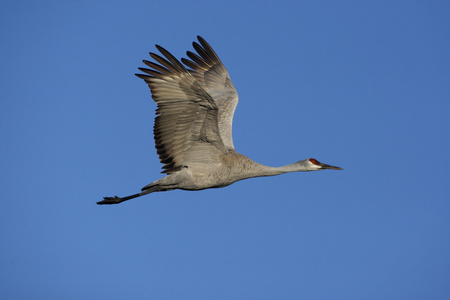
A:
229,152,313,181
255,159,312,177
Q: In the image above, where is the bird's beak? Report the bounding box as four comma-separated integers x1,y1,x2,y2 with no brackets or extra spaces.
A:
320,163,343,170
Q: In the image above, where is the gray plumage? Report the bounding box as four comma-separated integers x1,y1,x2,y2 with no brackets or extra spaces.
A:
98,36,342,205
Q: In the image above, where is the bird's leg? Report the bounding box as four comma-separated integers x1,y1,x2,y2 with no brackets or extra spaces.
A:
97,186,158,205
97,193,140,205
98,173,184,205
97,182,178,205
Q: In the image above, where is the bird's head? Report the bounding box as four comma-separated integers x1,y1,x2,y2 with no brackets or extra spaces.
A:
307,158,343,171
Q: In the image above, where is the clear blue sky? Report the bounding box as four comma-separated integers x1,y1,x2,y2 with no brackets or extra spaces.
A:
1,0,449,299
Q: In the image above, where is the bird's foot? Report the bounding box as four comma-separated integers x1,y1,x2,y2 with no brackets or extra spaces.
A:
97,196,122,205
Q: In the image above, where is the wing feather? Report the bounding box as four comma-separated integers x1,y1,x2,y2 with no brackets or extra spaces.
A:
136,44,228,174
181,36,239,150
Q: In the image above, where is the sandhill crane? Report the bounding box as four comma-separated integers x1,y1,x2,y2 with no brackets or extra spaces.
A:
98,36,342,205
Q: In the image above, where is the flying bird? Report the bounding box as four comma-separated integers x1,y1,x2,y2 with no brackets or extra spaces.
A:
98,36,342,205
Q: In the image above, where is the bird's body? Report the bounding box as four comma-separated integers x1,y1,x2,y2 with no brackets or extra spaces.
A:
98,36,342,205
146,151,268,191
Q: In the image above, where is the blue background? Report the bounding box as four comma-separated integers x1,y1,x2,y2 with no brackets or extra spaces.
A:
1,1,449,299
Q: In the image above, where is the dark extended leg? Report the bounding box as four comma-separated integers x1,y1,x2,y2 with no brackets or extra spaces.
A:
97,192,143,205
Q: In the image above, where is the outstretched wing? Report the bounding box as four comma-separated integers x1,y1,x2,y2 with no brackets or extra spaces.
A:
136,44,228,174
181,36,239,150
